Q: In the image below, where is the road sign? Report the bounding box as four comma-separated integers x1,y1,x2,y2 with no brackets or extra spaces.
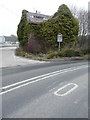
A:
57,33,62,51
57,34,62,42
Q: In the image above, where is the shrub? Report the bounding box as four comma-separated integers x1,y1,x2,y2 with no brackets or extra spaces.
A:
64,49,75,57
58,51,64,57
74,50,81,56
38,53,43,57
15,48,22,56
38,58,44,61
81,48,88,55
47,52,57,59
58,49,81,57
25,54,32,58
19,51,26,57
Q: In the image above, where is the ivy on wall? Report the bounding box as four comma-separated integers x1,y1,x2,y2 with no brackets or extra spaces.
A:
17,4,79,53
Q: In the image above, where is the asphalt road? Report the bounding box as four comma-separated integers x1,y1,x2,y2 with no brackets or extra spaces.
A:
0,60,89,118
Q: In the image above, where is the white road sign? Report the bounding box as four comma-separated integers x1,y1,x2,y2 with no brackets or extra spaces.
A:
57,34,62,42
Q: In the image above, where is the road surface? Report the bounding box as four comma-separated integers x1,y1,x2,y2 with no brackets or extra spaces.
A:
0,60,89,118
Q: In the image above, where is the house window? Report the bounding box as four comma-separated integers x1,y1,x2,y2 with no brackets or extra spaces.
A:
43,17,48,20
30,16,34,18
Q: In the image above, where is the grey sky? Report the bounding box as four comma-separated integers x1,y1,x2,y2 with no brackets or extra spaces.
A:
0,0,89,36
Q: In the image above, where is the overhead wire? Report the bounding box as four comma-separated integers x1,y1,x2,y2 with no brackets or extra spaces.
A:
0,4,20,17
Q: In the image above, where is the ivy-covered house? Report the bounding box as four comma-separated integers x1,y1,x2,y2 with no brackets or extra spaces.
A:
17,4,79,53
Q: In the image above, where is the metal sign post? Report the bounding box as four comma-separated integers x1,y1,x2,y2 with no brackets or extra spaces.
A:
59,42,60,51
57,33,62,51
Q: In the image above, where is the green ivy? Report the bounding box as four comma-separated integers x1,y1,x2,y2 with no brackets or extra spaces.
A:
17,10,29,46
17,4,79,52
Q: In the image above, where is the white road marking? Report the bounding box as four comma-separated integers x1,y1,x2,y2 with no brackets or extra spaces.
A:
0,65,87,95
54,83,78,96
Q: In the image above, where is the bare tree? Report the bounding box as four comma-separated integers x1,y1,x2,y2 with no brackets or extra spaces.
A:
70,5,88,36
88,1,90,34
70,5,78,18
78,9,88,35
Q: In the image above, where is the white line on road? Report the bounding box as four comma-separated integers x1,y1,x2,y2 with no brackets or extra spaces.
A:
54,83,78,96
0,65,88,95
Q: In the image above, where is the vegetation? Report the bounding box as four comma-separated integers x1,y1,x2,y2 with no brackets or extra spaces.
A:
15,48,33,58
47,51,58,59
16,4,89,60
17,4,79,53
15,47,89,60
17,10,29,46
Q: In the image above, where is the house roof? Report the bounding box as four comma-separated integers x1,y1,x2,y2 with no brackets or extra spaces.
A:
27,12,51,24
52,12,59,18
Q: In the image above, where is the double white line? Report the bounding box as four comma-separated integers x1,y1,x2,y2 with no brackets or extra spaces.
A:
0,65,88,95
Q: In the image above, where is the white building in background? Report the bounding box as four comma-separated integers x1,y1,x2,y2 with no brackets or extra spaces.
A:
0,36,5,44
0,36,19,47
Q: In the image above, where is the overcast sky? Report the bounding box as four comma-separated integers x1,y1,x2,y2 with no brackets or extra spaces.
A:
0,0,89,36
